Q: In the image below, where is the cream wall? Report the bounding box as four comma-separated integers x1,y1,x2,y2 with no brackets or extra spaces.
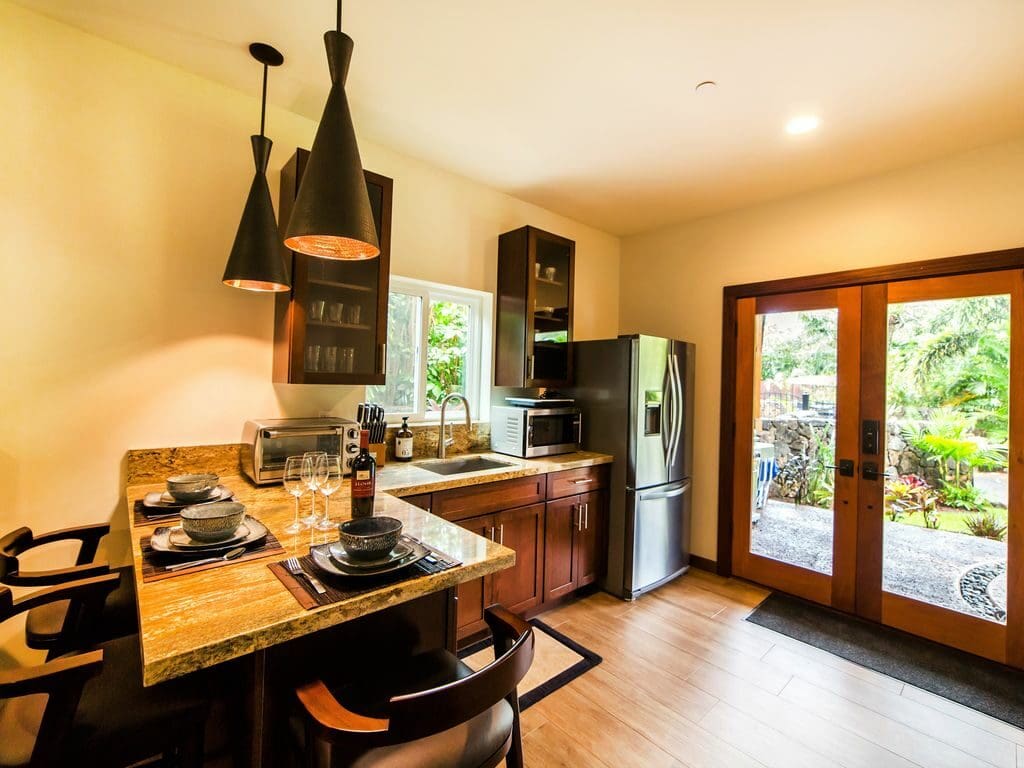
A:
620,136,1024,562
0,1,621,573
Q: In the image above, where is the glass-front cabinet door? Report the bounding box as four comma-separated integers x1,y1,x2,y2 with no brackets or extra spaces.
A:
274,151,392,384
495,225,575,388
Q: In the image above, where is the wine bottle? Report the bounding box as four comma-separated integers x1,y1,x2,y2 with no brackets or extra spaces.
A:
350,429,376,518
395,416,414,462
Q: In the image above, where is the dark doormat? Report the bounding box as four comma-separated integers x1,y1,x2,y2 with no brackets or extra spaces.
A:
747,592,1024,729
459,619,602,711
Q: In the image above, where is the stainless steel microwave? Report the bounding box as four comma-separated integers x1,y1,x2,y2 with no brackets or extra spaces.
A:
490,406,582,458
241,417,360,485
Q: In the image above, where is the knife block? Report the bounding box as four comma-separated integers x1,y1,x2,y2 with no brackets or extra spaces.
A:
368,443,387,466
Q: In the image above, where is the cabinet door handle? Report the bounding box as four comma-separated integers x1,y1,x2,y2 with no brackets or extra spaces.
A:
571,478,594,485
528,355,536,380
379,343,387,375
584,502,589,530
574,504,581,531
488,526,495,541
498,524,504,545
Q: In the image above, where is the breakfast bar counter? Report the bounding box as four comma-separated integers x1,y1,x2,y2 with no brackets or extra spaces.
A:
126,473,515,686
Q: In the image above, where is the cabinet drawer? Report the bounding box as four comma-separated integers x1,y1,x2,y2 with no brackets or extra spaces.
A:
546,465,609,500
433,475,547,522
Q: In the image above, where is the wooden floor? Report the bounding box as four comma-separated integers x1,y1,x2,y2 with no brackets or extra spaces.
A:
522,569,1024,768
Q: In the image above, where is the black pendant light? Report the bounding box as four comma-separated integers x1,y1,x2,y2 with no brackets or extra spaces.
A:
223,43,290,292
284,0,380,260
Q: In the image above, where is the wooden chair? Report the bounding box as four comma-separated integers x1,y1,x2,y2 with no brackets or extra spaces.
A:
291,605,535,768
0,577,209,768
0,524,137,654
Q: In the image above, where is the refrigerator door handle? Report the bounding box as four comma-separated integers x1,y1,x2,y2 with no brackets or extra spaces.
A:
671,354,679,468
660,358,672,463
641,481,690,501
666,354,681,469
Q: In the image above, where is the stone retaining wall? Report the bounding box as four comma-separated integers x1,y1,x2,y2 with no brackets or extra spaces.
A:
757,417,968,498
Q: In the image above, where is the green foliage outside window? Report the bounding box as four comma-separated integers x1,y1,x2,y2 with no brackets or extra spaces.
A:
426,301,469,411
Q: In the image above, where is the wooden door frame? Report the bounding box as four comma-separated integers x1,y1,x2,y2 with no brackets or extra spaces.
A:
717,245,1024,665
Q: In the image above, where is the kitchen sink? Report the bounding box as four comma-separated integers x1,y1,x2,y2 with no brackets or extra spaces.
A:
419,457,514,476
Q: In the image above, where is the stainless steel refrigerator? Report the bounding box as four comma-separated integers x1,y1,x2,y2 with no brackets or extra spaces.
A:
566,335,694,600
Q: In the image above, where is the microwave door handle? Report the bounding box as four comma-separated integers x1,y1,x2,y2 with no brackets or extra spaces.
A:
262,428,342,439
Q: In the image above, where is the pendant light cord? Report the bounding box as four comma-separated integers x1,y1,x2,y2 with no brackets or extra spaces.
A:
336,0,342,32
259,62,268,137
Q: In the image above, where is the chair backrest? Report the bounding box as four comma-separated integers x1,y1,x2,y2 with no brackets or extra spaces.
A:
0,526,34,583
385,609,535,743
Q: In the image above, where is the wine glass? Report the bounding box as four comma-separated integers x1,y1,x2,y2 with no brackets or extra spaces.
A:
302,451,326,526
283,456,310,534
315,454,343,531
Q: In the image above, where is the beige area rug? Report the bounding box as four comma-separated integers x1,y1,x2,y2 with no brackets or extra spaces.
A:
460,620,602,710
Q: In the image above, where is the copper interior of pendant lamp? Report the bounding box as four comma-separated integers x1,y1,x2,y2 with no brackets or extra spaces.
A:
283,234,380,260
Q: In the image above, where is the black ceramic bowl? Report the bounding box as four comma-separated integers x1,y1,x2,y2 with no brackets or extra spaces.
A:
337,516,403,561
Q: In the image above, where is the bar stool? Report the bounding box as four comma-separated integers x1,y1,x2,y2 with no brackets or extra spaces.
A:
290,605,534,768
0,523,137,654
0,577,209,768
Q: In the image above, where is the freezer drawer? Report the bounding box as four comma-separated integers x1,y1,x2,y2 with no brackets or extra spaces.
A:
626,479,691,598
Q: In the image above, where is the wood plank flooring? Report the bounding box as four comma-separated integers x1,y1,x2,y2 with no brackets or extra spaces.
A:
522,569,1024,768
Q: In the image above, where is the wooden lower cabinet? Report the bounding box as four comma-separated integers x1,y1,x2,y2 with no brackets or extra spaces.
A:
544,489,607,600
577,490,607,588
454,504,546,639
490,503,545,616
543,496,580,601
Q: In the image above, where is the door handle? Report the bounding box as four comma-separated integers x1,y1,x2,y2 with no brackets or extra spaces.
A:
824,459,855,477
488,526,496,541
574,504,581,531
669,353,683,468
498,524,504,545
862,462,896,481
571,478,594,485
584,502,589,530
642,482,690,501
528,355,536,380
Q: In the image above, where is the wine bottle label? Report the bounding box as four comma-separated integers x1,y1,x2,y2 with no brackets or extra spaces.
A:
352,470,375,498
396,437,413,459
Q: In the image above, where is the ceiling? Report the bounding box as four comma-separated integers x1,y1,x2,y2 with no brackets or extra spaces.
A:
17,0,1024,236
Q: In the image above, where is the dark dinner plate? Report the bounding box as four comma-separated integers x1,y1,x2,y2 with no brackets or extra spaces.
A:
150,517,267,557
310,540,429,578
143,485,233,510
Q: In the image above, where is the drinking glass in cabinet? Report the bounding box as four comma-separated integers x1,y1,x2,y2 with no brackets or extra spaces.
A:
309,299,326,322
327,301,345,324
340,347,355,373
346,304,362,325
323,346,338,373
305,345,321,372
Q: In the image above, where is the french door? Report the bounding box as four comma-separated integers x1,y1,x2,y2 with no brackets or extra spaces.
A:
729,269,1024,666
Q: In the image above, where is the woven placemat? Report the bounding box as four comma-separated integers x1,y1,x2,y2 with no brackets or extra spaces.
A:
269,537,461,610
140,526,285,582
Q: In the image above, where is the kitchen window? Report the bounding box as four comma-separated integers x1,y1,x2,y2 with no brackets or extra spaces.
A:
367,276,492,423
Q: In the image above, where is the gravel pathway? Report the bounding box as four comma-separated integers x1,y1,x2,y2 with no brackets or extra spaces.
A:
750,499,1007,621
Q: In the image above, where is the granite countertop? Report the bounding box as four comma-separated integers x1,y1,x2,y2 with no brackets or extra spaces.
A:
126,476,514,686
124,449,612,686
376,450,613,497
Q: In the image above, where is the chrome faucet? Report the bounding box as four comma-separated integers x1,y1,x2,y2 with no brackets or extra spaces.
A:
438,393,472,459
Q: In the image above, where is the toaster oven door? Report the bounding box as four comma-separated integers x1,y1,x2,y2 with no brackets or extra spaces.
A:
258,428,343,481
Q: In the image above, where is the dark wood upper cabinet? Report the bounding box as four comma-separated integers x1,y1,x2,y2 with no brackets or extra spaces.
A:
273,148,393,384
495,226,575,388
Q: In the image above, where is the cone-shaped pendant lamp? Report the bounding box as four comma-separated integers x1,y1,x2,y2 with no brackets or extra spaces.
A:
284,0,379,260
223,43,290,292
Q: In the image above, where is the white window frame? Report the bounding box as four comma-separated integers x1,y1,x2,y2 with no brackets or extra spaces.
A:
372,276,492,425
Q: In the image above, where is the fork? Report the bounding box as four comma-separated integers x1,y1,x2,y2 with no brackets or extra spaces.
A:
284,557,327,595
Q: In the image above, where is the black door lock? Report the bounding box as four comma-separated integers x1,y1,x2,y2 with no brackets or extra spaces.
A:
862,461,896,481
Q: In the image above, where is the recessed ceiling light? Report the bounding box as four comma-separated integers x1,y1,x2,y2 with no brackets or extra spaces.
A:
786,115,820,135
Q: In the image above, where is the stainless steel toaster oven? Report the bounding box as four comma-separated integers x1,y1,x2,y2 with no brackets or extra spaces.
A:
242,417,360,485
490,406,582,458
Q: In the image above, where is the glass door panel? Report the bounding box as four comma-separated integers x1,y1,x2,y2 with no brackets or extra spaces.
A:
750,307,838,576
883,291,1012,625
